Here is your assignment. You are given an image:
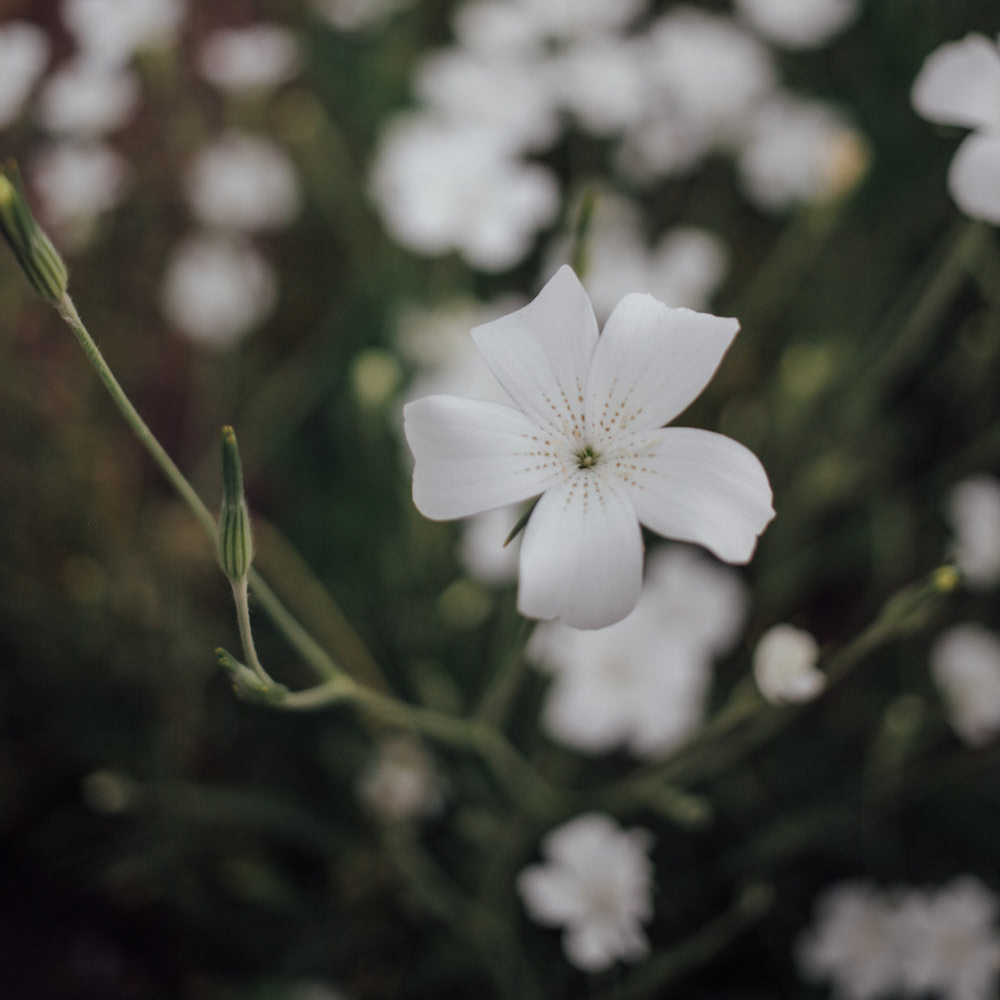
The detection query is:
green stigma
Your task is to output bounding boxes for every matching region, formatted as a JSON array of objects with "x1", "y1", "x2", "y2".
[{"x1": 576, "y1": 445, "x2": 600, "y2": 469}]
